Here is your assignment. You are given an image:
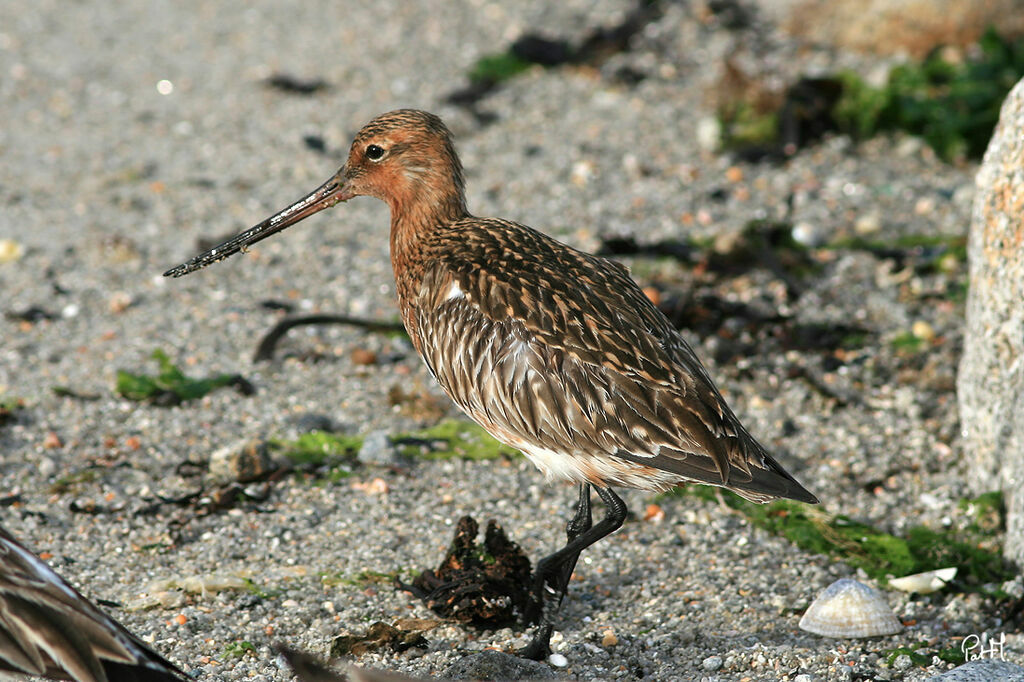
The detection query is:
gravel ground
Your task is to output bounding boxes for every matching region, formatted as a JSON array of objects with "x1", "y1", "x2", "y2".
[{"x1": 1, "y1": 1, "x2": 1018, "y2": 681}]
